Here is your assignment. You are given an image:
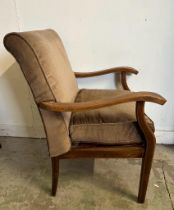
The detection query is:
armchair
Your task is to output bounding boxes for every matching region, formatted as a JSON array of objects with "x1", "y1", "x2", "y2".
[{"x1": 3, "y1": 29, "x2": 166, "y2": 203}]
